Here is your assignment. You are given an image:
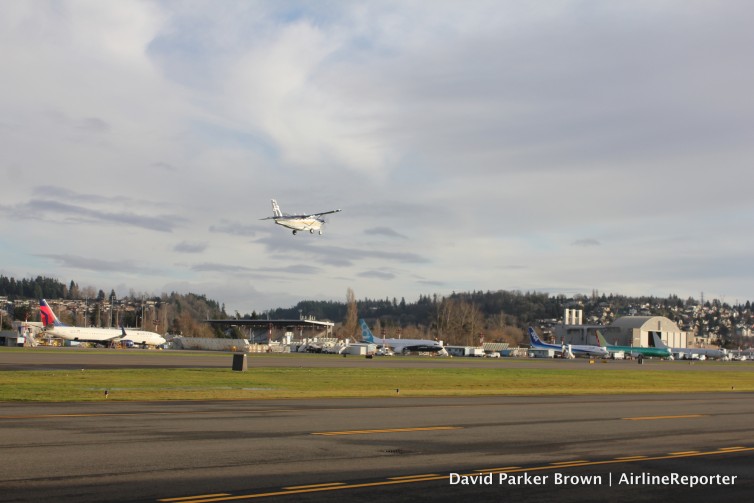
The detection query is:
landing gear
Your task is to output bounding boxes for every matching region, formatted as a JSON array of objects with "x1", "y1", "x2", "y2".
[
  {"x1": 292, "y1": 230, "x2": 297, "y2": 235},
  {"x1": 310, "y1": 229, "x2": 314, "y2": 234}
]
